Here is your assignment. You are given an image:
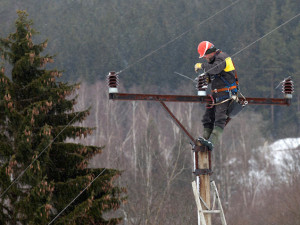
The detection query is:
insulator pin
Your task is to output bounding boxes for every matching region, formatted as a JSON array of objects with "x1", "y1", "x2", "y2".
[
  {"x1": 197, "y1": 74, "x2": 208, "y2": 96},
  {"x1": 282, "y1": 78, "x2": 293, "y2": 99},
  {"x1": 107, "y1": 71, "x2": 119, "y2": 93}
]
